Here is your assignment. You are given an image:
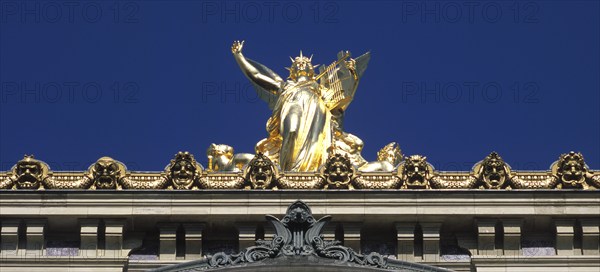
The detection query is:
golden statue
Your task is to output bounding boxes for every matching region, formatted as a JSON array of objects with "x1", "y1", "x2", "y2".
[{"x1": 232, "y1": 40, "x2": 371, "y2": 171}]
